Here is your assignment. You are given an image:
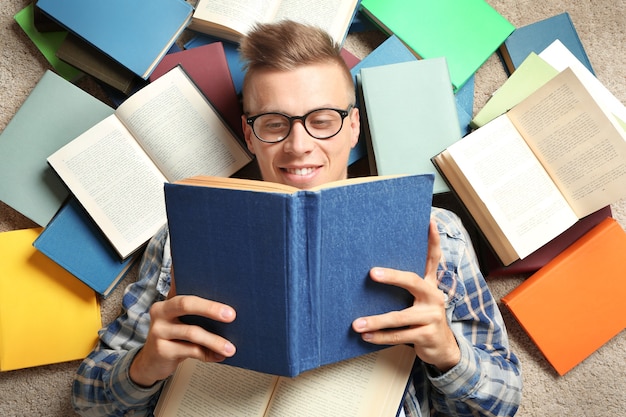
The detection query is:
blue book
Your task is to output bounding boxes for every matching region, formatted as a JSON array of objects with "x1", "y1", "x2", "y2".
[
  {"x1": 164, "y1": 174, "x2": 434, "y2": 377},
  {"x1": 499, "y1": 12, "x2": 595, "y2": 75},
  {"x1": 33, "y1": 197, "x2": 137, "y2": 297},
  {"x1": 350, "y1": 35, "x2": 471, "y2": 163},
  {"x1": 37, "y1": 0, "x2": 193, "y2": 79}
]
